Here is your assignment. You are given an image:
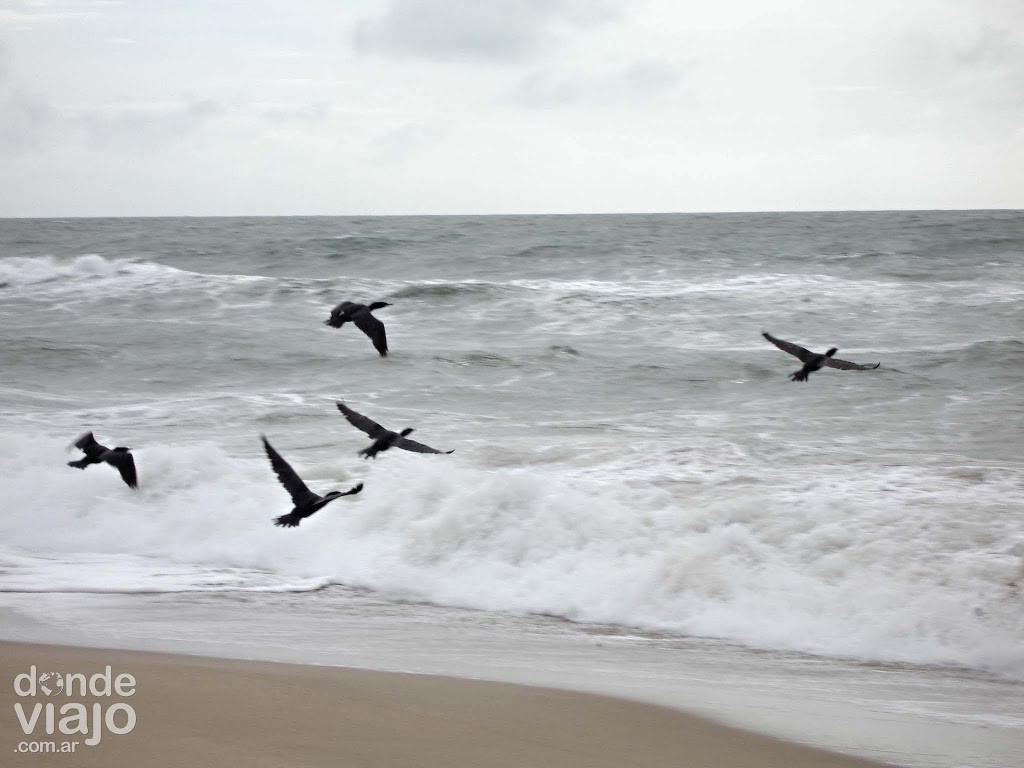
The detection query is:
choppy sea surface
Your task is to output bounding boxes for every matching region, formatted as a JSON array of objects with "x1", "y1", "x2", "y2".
[{"x1": 1, "y1": 212, "x2": 1022, "y2": 764}]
